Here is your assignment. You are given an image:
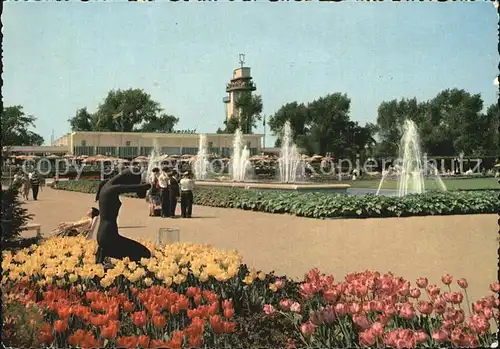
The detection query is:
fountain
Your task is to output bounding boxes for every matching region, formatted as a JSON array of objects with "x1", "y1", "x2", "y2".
[
  {"x1": 144, "y1": 139, "x2": 163, "y2": 182},
  {"x1": 278, "y1": 121, "x2": 304, "y2": 183},
  {"x1": 230, "y1": 129, "x2": 251, "y2": 182},
  {"x1": 193, "y1": 134, "x2": 209, "y2": 180},
  {"x1": 190, "y1": 128, "x2": 349, "y2": 194},
  {"x1": 376, "y1": 119, "x2": 447, "y2": 196}
]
